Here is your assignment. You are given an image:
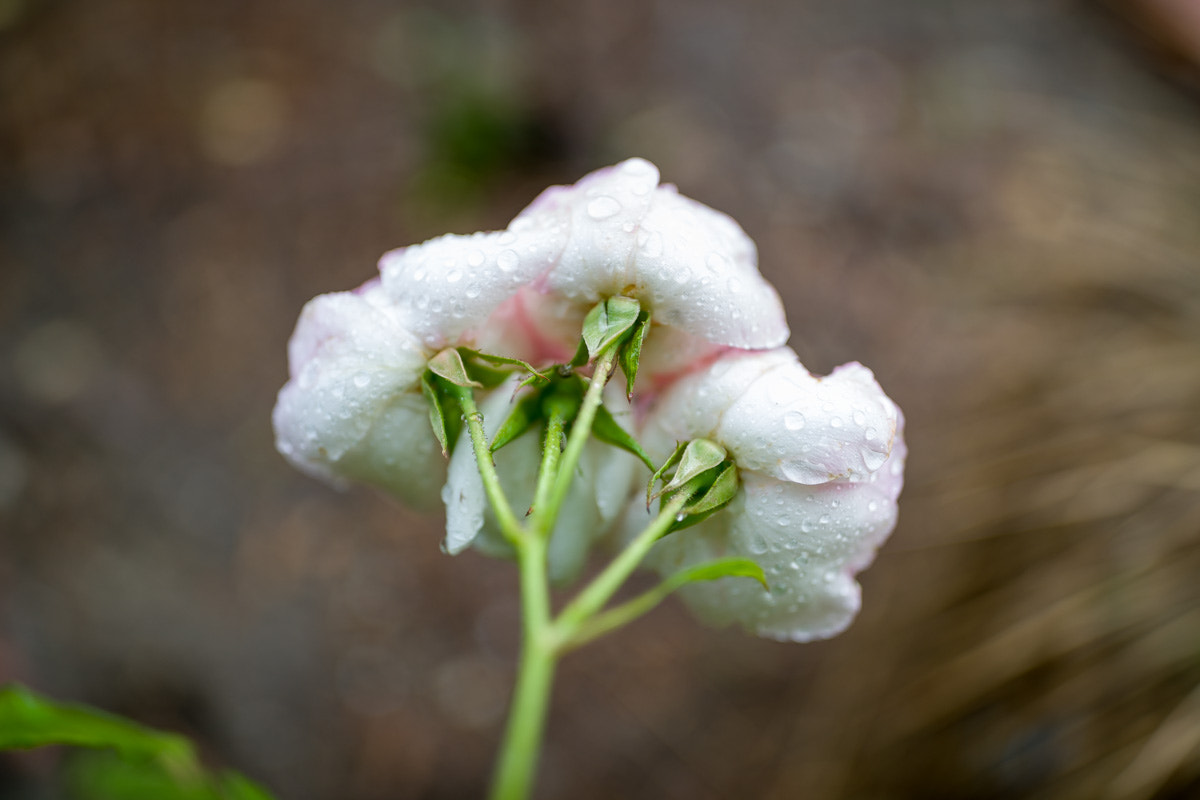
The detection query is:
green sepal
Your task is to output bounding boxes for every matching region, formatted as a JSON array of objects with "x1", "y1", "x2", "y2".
[
  {"x1": 647, "y1": 441, "x2": 688, "y2": 507},
  {"x1": 618, "y1": 311, "x2": 651, "y2": 400},
  {"x1": 459, "y1": 348, "x2": 550, "y2": 385},
  {"x1": 662, "y1": 438, "x2": 728, "y2": 495},
  {"x1": 591, "y1": 403, "x2": 655, "y2": 471},
  {"x1": 428, "y1": 347, "x2": 482, "y2": 388},
  {"x1": 582, "y1": 296, "x2": 641, "y2": 360},
  {"x1": 568, "y1": 337, "x2": 589, "y2": 369},
  {"x1": 684, "y1": 461, "x2": 739, "y2": 515},
  {"x1": 489, "y1": 390, "x2": 543, "y2": 454},
  {"x1": 421, "y1": 371, "x2": 453, "y2": 457},
  {"x1": 663, "y1": 557, "x2": 768, "y2": 591},
  {"x1": 66, "y1": 750, "x2": 276, "y2": 800},
  {"x1": 463, "y1": 359, "x2": 510, "y2": 389}
]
